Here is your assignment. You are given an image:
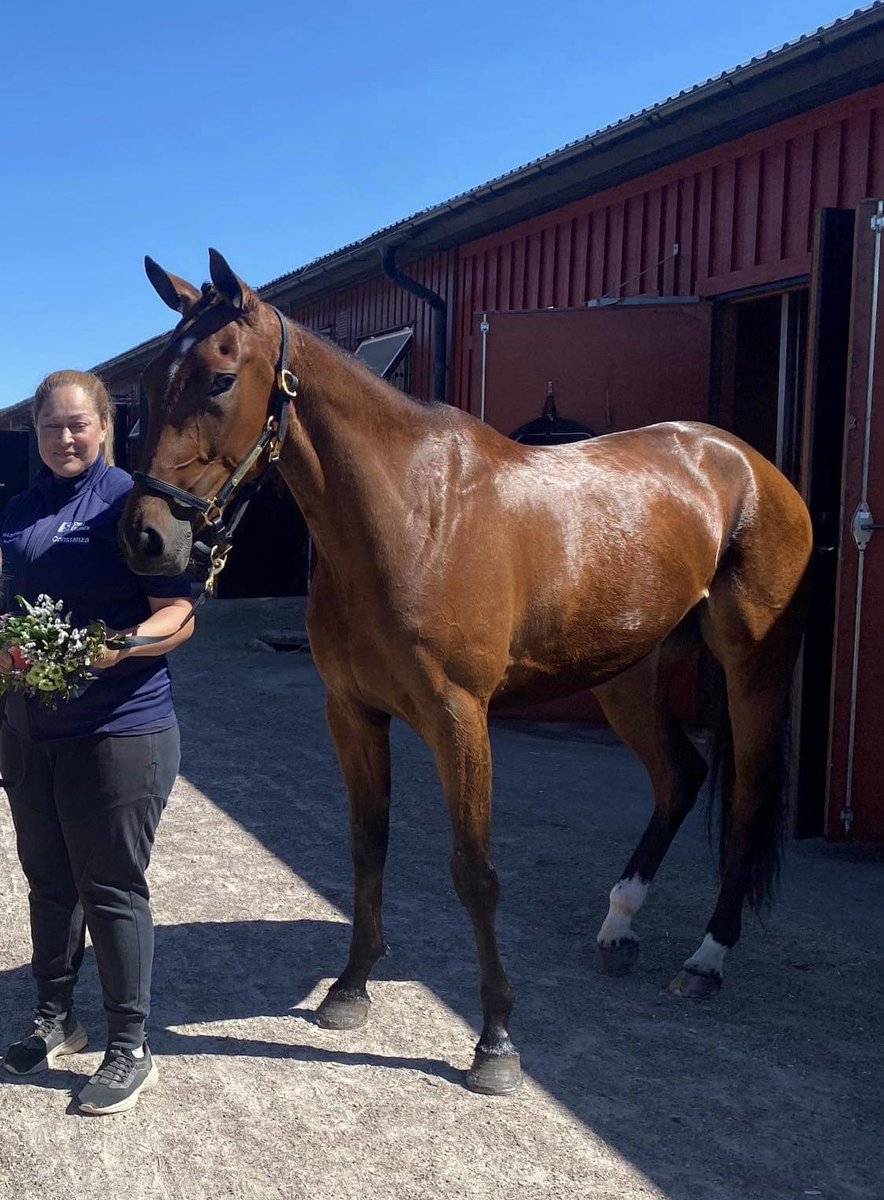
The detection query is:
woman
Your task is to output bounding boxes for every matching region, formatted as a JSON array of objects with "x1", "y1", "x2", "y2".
[{"x1": 0, "y1": 370, "x2": 193, "y2": 1115}]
